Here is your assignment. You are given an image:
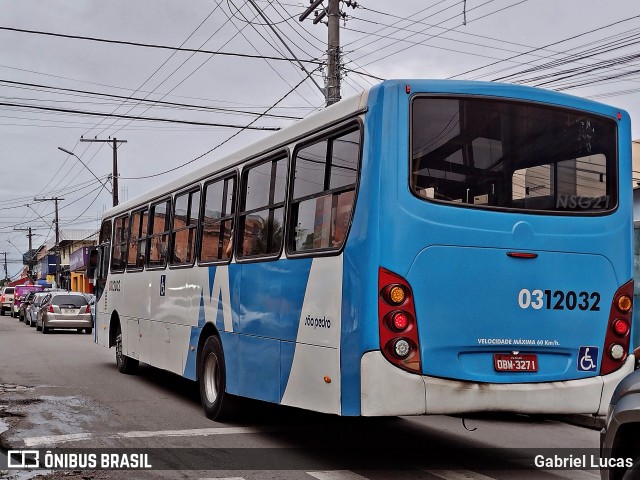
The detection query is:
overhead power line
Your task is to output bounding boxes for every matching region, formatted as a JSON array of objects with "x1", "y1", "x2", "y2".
[
  {"x1": 0, "y1": 102, "x2": 280, "y2": 130},
  {"x1": 0, "y1": 26, "x2": 323, "y2": 66},
  {"x1": 120, "y1": 72, "x2": 314, "y2": 181},
  {"x1": 0, "y1": 79, "x2": 303, "y2": 120},
  {"x1": 449, "y1": 13, "x2": 640, "y2": 80}
]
